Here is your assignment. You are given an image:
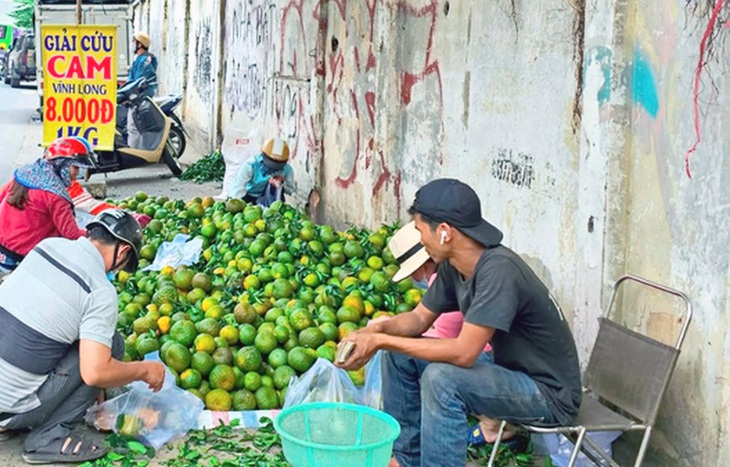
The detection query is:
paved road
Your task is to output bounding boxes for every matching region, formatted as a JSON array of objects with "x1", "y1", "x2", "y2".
[
  {"x1": 0, "y1": 81, "x2": 219, "y2": 467},
  {"x1": 0, "y1": 81, "x2": 41, "y2": 183}
]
